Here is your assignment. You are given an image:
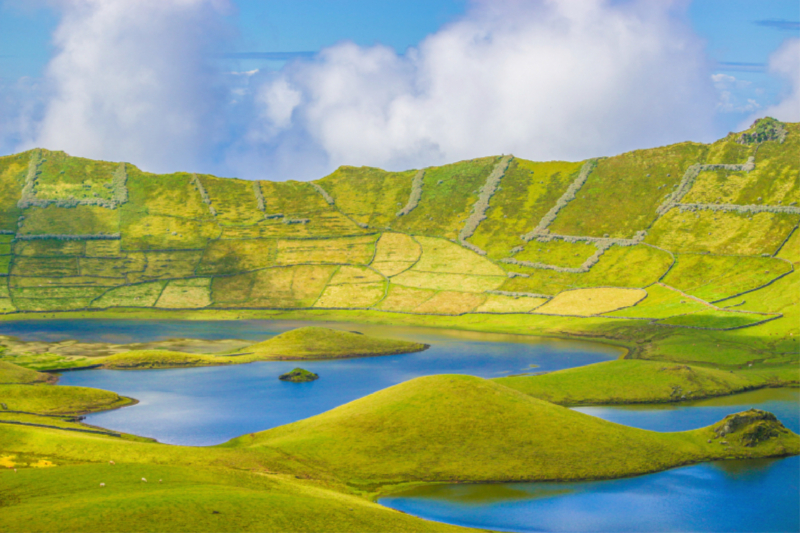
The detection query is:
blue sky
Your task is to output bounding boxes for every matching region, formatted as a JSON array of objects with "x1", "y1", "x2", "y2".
[{"x1": 0, "y1": 0, "x2": 797, "y2": 179}]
